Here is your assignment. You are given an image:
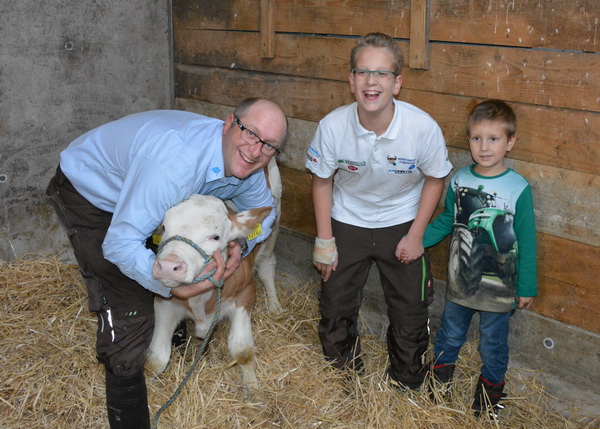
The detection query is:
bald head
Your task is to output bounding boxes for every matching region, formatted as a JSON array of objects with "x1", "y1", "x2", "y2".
[{"x1": 222, "y1": 98, "x2": 287, "y2": 178}]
